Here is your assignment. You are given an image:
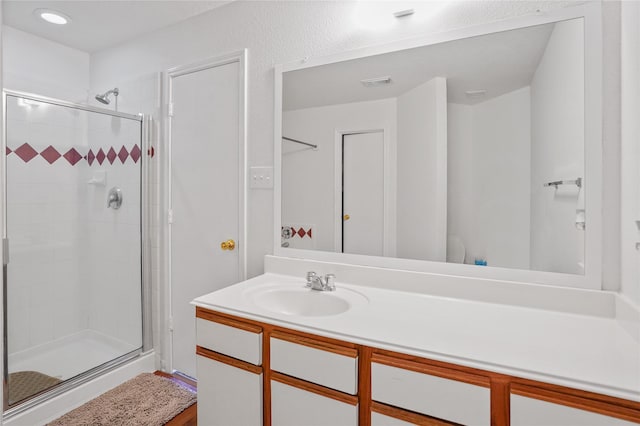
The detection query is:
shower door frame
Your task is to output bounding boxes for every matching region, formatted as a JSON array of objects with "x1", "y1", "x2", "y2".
[{"x1": 0, "y1": 89, "x2": 152, "y2": 416}]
